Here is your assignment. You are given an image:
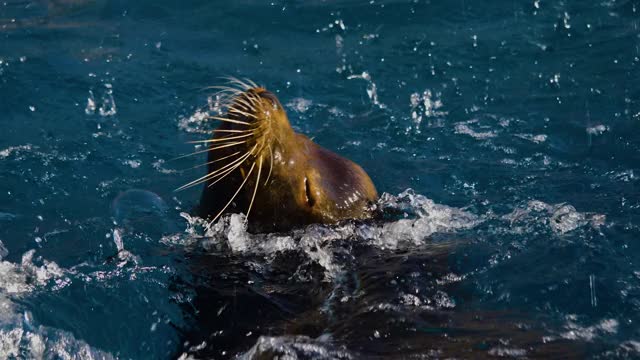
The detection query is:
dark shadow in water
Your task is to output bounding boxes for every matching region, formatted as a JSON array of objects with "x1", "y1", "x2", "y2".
[
  {"x1": 172, "y1": 246, "x2": 333, "y2": 358},
  {"x1": 171, "y1": 235, "x2": 592, "y2": 359}
]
